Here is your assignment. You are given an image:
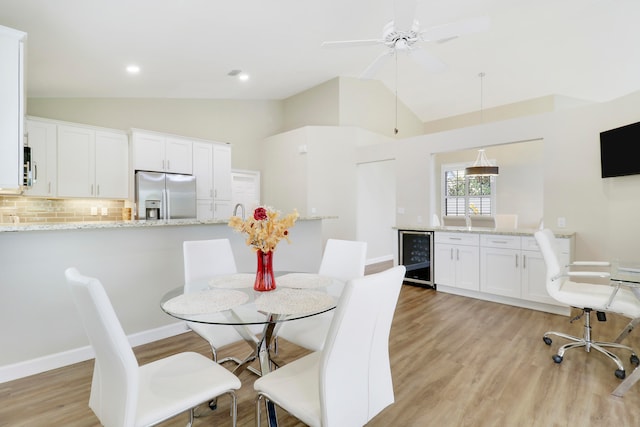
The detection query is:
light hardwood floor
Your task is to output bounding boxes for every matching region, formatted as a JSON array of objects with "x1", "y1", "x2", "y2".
[{"x1": 2, "y1": 284, "x2": 640, "y2": 426}]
